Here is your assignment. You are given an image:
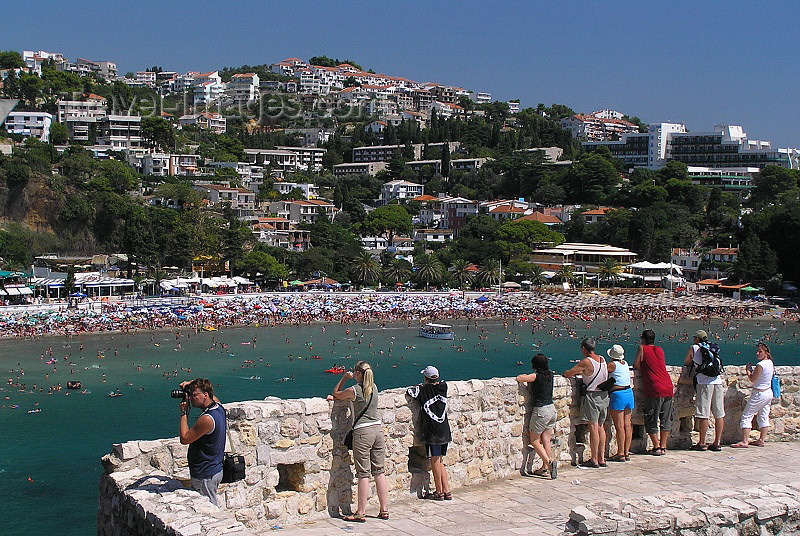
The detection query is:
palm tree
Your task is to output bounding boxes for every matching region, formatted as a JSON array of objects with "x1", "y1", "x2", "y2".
[
  {"x1": 597, "y1": 257, "x2": 623, "y2": 288},
  {"x1": 555, "y1": 265, "x2": 575, "y2": 285},
  {"x1": 477, "y1": 259, "x2": 501, "y2": 288},
  {"x1": 529, "y1": 264, "x2": 548, "y2": 288},
  {"x1": 413, "y1": 254, "x2": 444, "y2": 290},
  {"x1": 383, "y1": 259, "x2": 412, "y2": 288},
  {"x1": 350, "y1": 251, "x2": 380, "y2": 289},
  {"x1": 449, "y1": 259, "x2": 474, "y2": 289}
]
